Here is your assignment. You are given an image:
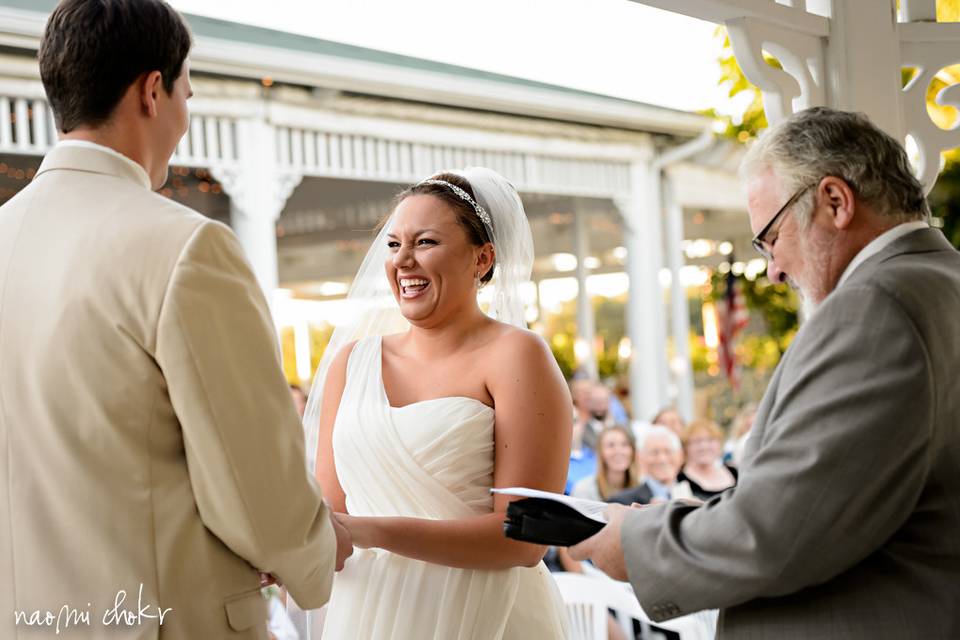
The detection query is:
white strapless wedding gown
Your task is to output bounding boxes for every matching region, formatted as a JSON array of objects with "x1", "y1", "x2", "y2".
[{"x1": 321, "y1": 335, "x2": 568, "y2": 639}]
